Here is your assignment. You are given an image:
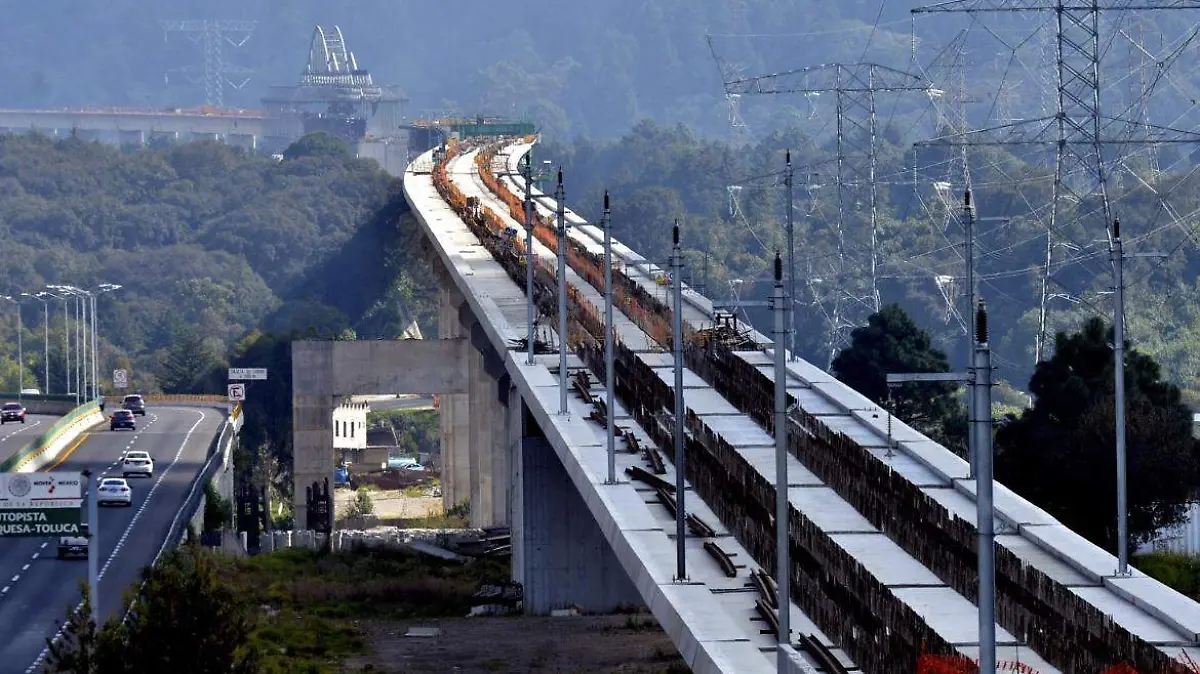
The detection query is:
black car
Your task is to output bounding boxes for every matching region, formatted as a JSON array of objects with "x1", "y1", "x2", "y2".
[
  {"x1": 110, "y1": 410, "x2": 136, "y2": 431},
  {"x1": 0, "y1": 402, "x2": 25, "y2": 424},
  {"x1": 122, "y1": 394, "x2": 146, "y2": 416}
]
